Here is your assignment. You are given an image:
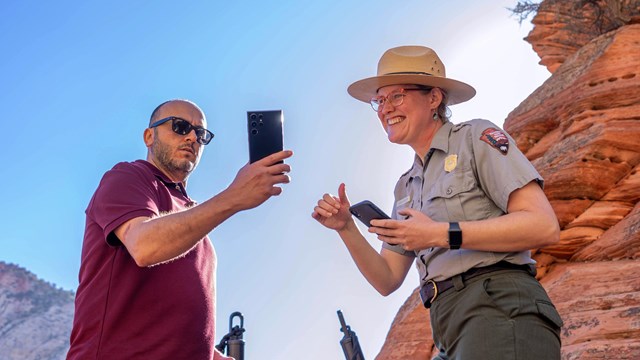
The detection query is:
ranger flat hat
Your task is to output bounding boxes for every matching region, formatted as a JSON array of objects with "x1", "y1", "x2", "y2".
[{"x1": 347, "y1": 45, "x2": 476, "y2": 105}]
